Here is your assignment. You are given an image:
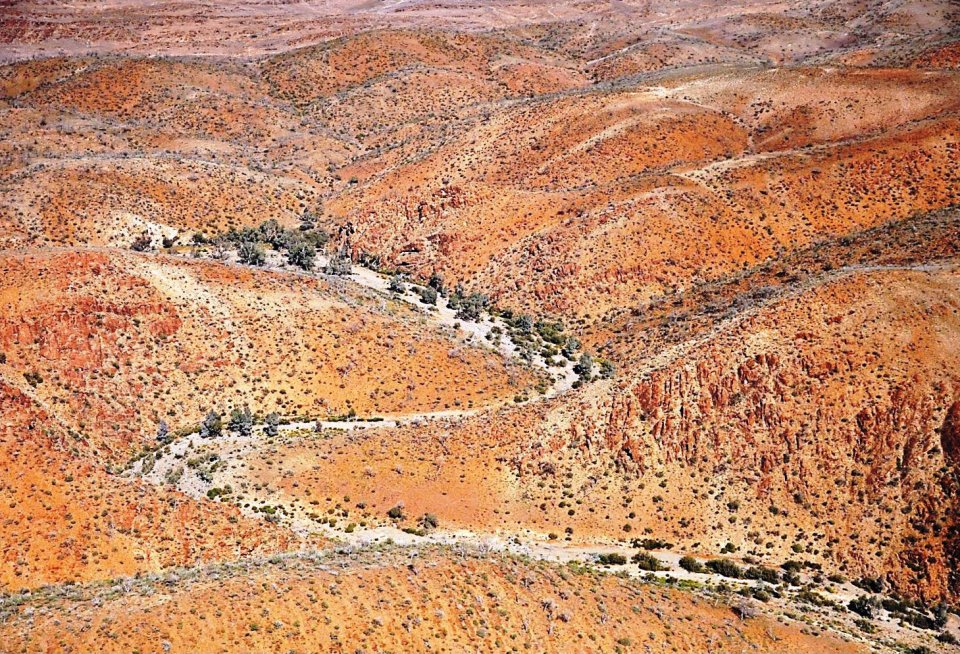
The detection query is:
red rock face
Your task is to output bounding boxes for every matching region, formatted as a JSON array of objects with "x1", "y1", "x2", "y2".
[
  {"x1": 2, "y1": 0, "x2": 960, "y2": 649},
  {"x1": 941, "y1": 401, "x2": 960, "y2": 466},
  {"x1": 544, "y1": 268, "x2": 960, "y2": 601}
]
